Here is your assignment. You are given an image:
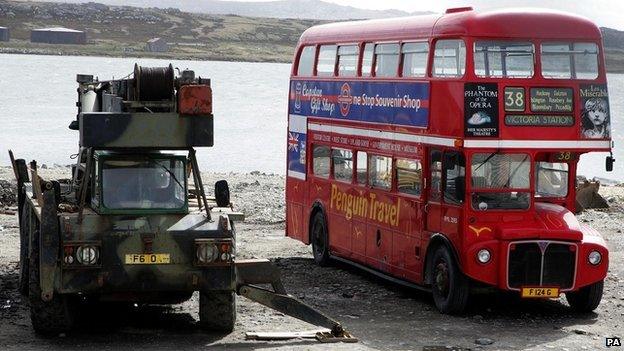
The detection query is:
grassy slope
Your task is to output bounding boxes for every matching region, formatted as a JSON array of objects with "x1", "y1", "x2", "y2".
[
  {"x1": 1, "y1": 0, "x2": 623, "y2": 72},
  {"x1": 0, "y1": 0, "x2": 321, "y2": 62}
]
